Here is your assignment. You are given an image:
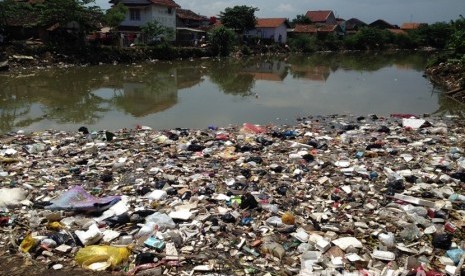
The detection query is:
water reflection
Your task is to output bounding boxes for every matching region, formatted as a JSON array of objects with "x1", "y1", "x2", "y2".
[
  {"x1": 0, "y1": 52, "x2": 461, "y2": 133},
  {"x1": 207, "y1": 59, "x2": 256, "y2": 96},
  {"x1": 241, "y1": 59, "x2": 288, "y2": 82}
]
